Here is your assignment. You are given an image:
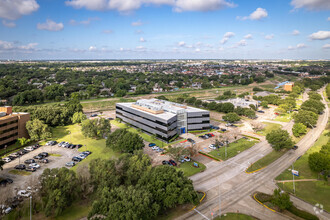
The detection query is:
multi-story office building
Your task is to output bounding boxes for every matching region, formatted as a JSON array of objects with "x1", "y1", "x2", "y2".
[
  {"x1": 116, "y1": 99, "x2": 210, "y2": 141},
  {"x1": 0, "y1": 106, "x2": 30, "y2": 149}
]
